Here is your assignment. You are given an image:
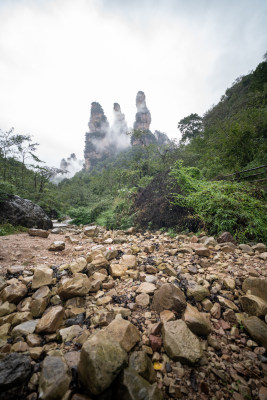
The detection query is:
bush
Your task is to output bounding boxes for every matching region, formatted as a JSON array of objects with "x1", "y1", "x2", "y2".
[
  {"x1": 0, "y1": 180, "x2": 15, "y2": 202},
  {"x1": 0, "y1": 223, "x2": 28, "y2": 236},
  {"x1": 170, "y1": 161, "x2": 267, "y2": 243}
]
